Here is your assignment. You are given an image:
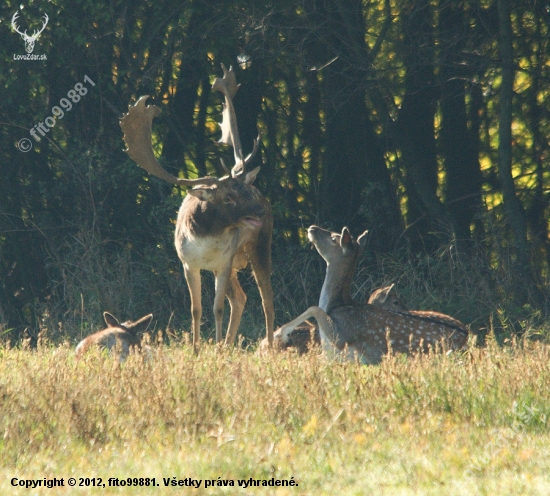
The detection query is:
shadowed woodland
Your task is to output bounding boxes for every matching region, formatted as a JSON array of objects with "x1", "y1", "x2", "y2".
[{"x1": 0, "y1": 0, "x2": 548, "y2": 342}]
